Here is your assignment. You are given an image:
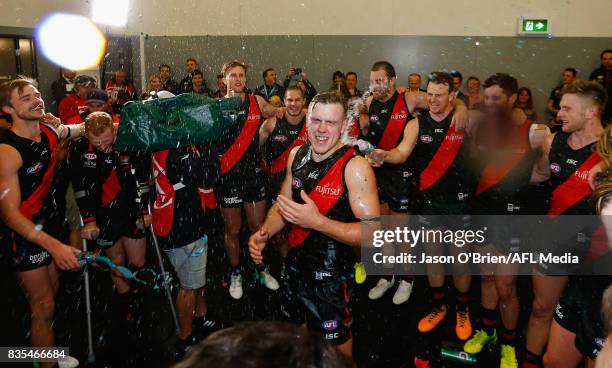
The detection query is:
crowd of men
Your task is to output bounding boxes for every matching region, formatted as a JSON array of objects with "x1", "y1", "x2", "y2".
[{"x1": 1, "y1": 49, "x2": 612, "y2": 368}]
